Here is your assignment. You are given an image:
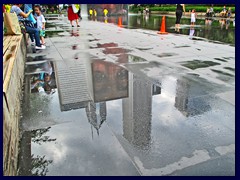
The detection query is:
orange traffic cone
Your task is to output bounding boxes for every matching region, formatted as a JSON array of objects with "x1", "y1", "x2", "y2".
[
  {"x1": 158, "y1": 16, "x2": 168, "y2": 34},
  {"x1": 118, "y1": 17, "x2": 123, "y2": 27}
]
